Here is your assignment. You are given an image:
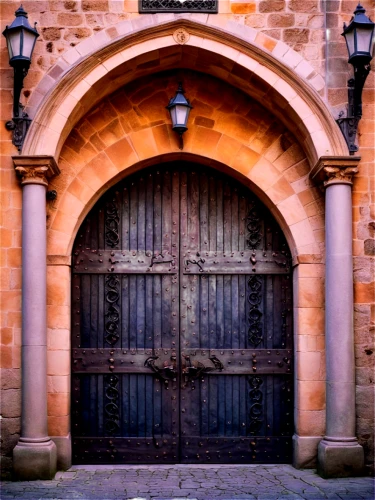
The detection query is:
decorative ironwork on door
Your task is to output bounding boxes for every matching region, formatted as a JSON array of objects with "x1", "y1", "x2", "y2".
[{"x1": 71, "y1": 163, "x2": 293, "y2": 464}]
